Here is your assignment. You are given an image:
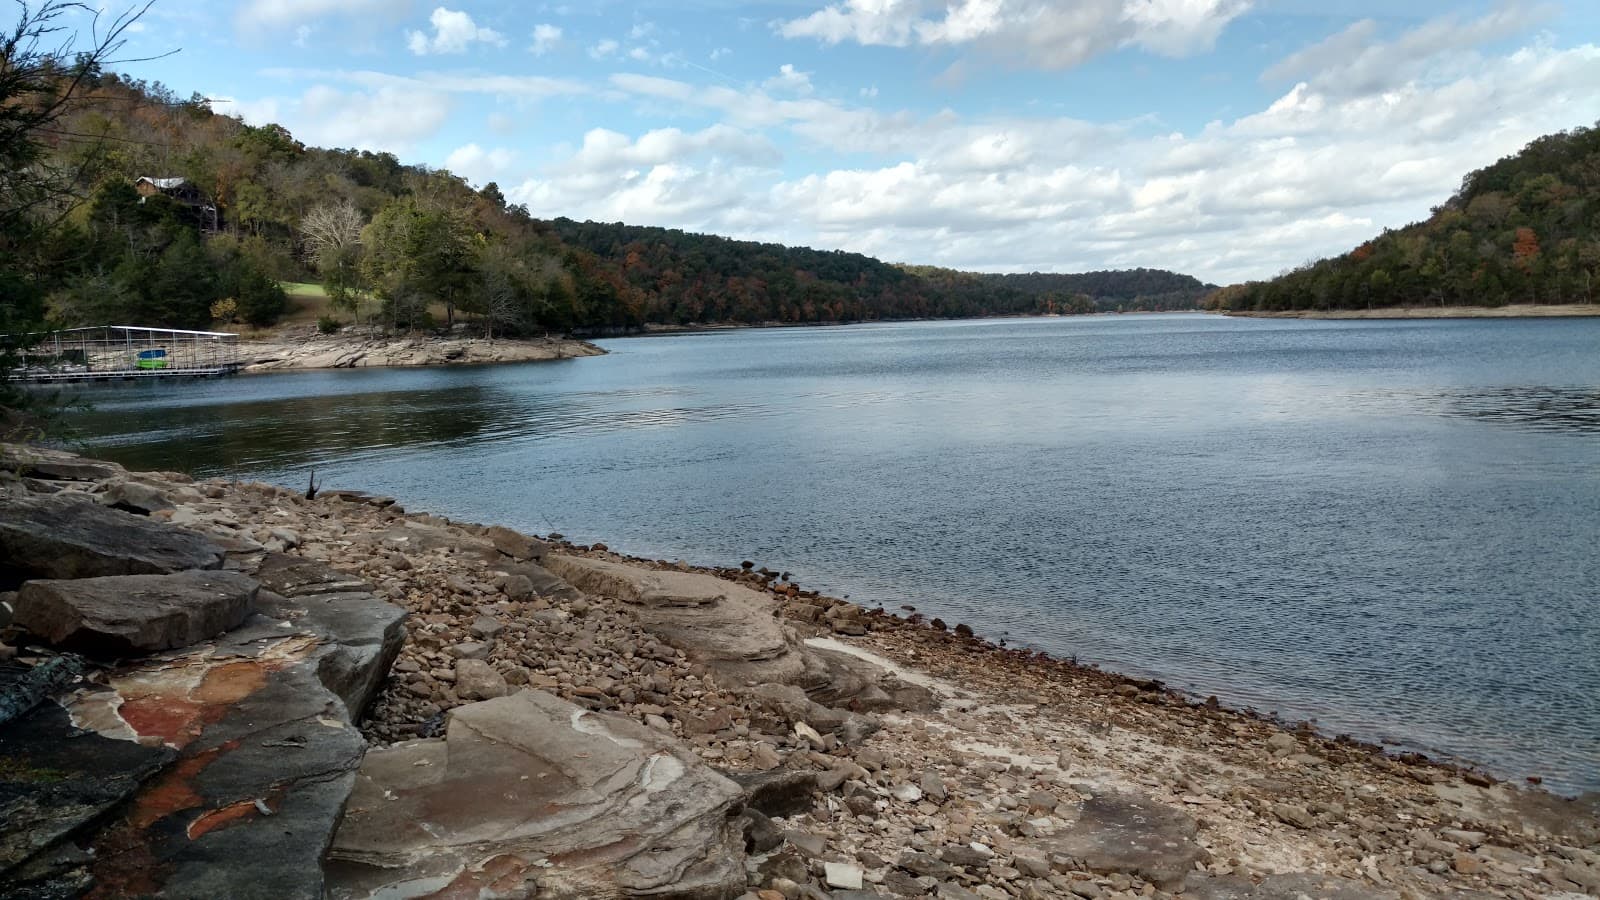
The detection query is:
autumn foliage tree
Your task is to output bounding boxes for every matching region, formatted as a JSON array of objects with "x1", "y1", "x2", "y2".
[{"x1": 1207, "y1": 122, "x2": 1600, "y2": 312}]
